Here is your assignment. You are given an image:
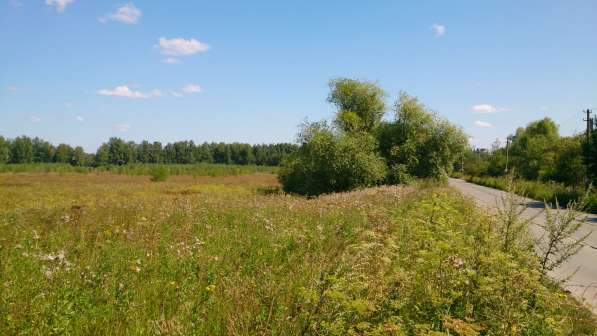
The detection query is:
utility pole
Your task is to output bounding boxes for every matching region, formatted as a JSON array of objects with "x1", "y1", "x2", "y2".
[
  {"x1": 505, "y1": 135, "x2": 512, "y2": 174},
  {"x1": 584, "y1": 109, "x2": 593, "y2": 139}
]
